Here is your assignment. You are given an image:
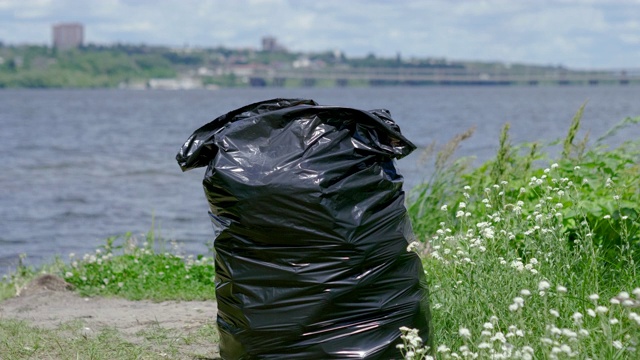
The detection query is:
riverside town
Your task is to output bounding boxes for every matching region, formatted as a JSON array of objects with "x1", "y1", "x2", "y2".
[{"x1": 1, "y1": 22, "x2": 639, "y2": 89}]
